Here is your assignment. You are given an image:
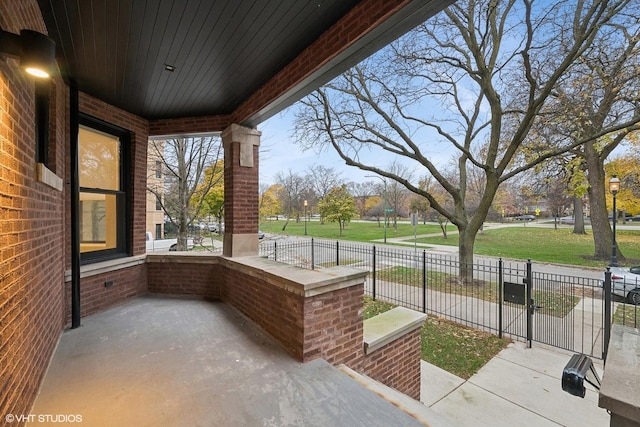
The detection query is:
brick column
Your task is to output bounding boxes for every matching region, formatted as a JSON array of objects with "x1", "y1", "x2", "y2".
[{"x1": 221, "y1": 124, "x2": 261, "y2": 257}]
